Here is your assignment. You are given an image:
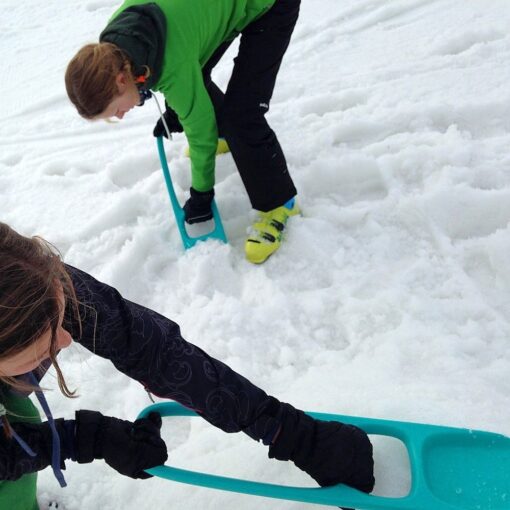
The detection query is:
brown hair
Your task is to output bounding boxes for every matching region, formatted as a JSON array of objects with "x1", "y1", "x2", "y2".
[
  {"x1": 65, "y1": 42, "x2": 135, "y2": 119},
  {"x1": 0, "y1": 223, "x2": 81, "y2": 433}
]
